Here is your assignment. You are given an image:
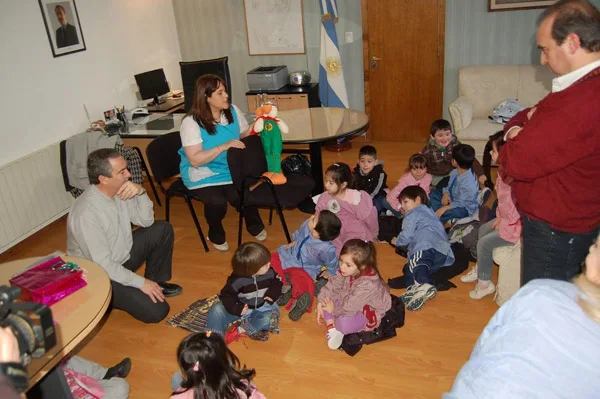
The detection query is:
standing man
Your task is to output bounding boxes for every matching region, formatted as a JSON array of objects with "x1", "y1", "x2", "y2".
[
  {"x1": 499, "y1": 0, "x2": 600, "y2": 286},
  {"x1": 55, "y1": 5, "x2": 79, "y2": 48},
  {"x1": 67, "y1": 149, "x2": 182, "y2": 323}
]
